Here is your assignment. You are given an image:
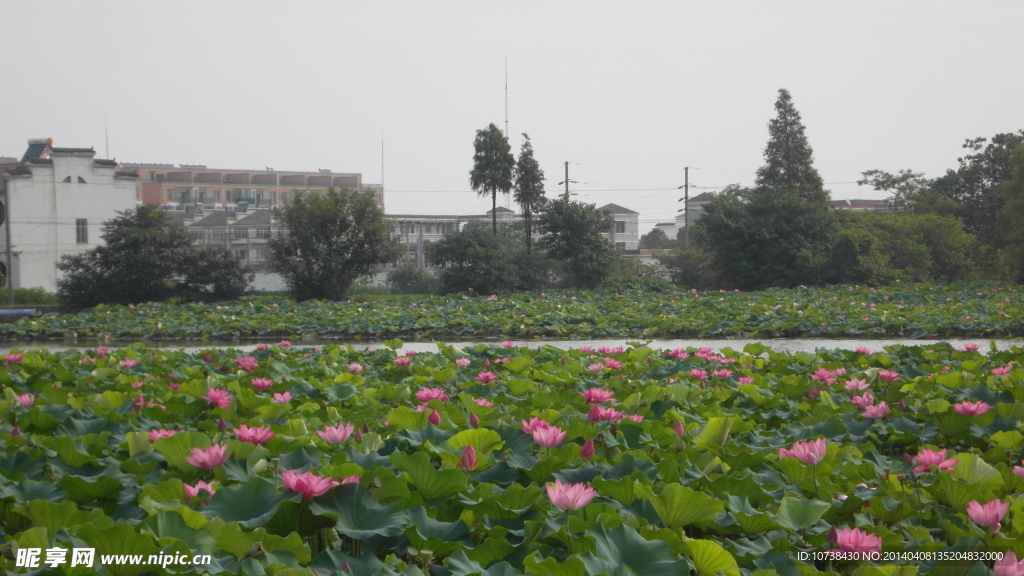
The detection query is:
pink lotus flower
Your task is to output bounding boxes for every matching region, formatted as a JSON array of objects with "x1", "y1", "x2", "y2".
[
  {"x1": 394, "y1": 357, "x2": 412, "y2": 366},
  {"x1": 599, "y1": 346, "x2": 624, "y2": 355},
  {"x1": 625, "y1": 414, "x2": 644, "y2": 422},
  {"x1": 235, "y1": 424, "x2": 275, "y2": 445},
  {"x1": 472, "y1": 397, "x2": 494, "y2": 408},
  {"x1": 674, "y1": 421, "x2": 686, "y2": 437},
  {"x1": 603, "y1": 358, "x2": 623, "y2": 370},
  {"x1": 532, "y1": 424, "x2": 567, "y2": 447},
  {"x1": 500, "y1": 340, "x2": 515, "y2": 348},
  {"x1": 200, "y1": 388, "x2": 232, "y2": 410},
  {"x1": 832, "y1": 527, "x2": 882, "y2": 555},
  {"x1": 811, "y1": 368, "x2": 836, "y2": 383},
  {"x1": 459, "y1": 445, "x2": 477, "y2": 470},
  {"x1": 255, "y1": 343, "x2": 268, "y2": 351},
  {"x1": 954, "y1": 400, "x2": 990, "y2": 416},
  {"x1": 520, "y1": 417, "x2": 550, "y2": 434},
  {"x1": 318, "y1": 423, "x2": 355, "y2": 444},
  {"x1": 16, "y1": 394, "x2": 35, "y2": 408},
  {"x1": 476, "y1": 371, "x2": 497, "y2": 384},
  {"x1": 236, "y1": 356, "x2": 259, "y2": 372},
  {"x1": 281, "y1": 470, "x2": 340, "y2": 500},
  {"x1": 690, "y1": 369, "x2": 709, "y2": 380},
  {"x1": 995, "y1": 551, "x2": 1024, "y2": 576},
  {"x1": 347, "y1": 363, "x2": 364, "y2": 374},
  {"x1": 341, "y1": 475, "x2": 361, "y2": 485},
  {"x1": 168, "y1": 381, "x2": 181, "y2": 391},
  {"x1": 131, "y1": 381, "x2": 144, "y2": 389},
  {"x1": 405, "y1": 350, "x2": 417, "y2": 356},
  {"x1": 587, "y1": 405, "x2": 625, "y2": 423},
  {"x1": 428, "y1": 410, "x2": 441, "y2": 426},
  {"x1": 147, "y1": 428, "x2": 180, "y2": 442},
  {"x1": 992, "y1": 366, "x2": 1012, "y2": 376},
  {"x1": 202, "y1": 354, "x2": 212, "y2": 362},
  {"x1": 121, "y1": 360, "x2": 139, "y2": 368},
  {"x1": 779, "y1": 438, "x2": 827, "y2": 466},
  {"x1": 962, "y1": 343, "x2": 980, "y2": 352},
  {"x1": 667, "y1": 349, "x2": 689, "y2": 360},
  {"x1": 580, "y1": 439, "x2": 594, "y2": 460},
  {"x1": 967, "y1": 499, "x2": 1009, "y2": 534},
  {"x1": 877, "y1": 370, "x2": 900, "y2": 382},
  {"x1": 844, "y1": 378, "x2": 870, "y2": 391},
  {"x1": 913, "y1": 449, "x2": 959, "y2": 473},
  {"x1": 250, "y1": 378, "x2": 274, "y2": 391},
  {"x1": 587, "y1": 363, "x2": 605, "y2": 372},
  {"x1": 737, "y1": 377, "x2": 754, "y2": 384},
  {"x1": 581, "y1": 388, "x2": 616, "y2": 404},
  {"x1": 186, "y1": 444, "x2": 229, "y2": 469},
  {"x1": 712, "y1": 369, "x2": 733, "y2": 378},
  {"x1": 96, "y1": 346, "x2": 110, "y2": 352},
  {"x1": 546, "y1": 479, "x2": 597, "y2": 511},
  {"x1": 861, "y1": 402, "x2": 890, "y2": 419},
  {"x1": 416, "y1": 388, "x2": 450, "y2": 403},
  {"x1": 455, "y1": 358, "x2": 471, "y2": 368},
  {"x1": 184, "y1": 480, "x2": 216, "y2": 500},
  {"x1": 5, "y1": 354, "x2": 23, "y2": 364},
  {"x1": 851, "y1": 392, "x2": 875, "y2": 408},
  {"x1": 277, "y1": 340, "x2": 292, "y2": 348},
  {"x1": 273, "y1": 391, "x2": 293, "y2": 404}
]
